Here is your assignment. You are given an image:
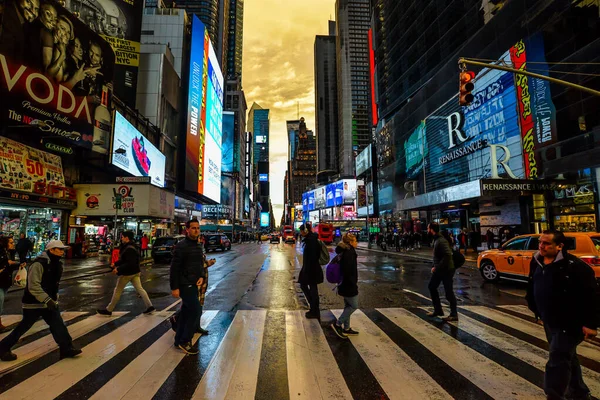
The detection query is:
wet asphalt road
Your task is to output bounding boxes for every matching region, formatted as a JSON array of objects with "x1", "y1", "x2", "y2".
[{"x1": 2, "y1": 242, "x2": 529, "y2": 316}]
